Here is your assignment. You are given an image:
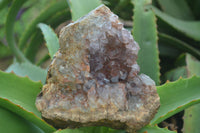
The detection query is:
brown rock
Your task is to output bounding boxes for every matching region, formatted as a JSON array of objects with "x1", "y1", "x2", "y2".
[{"x1": 35, "y1": 5, "x2": 160, "y2": 132}]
